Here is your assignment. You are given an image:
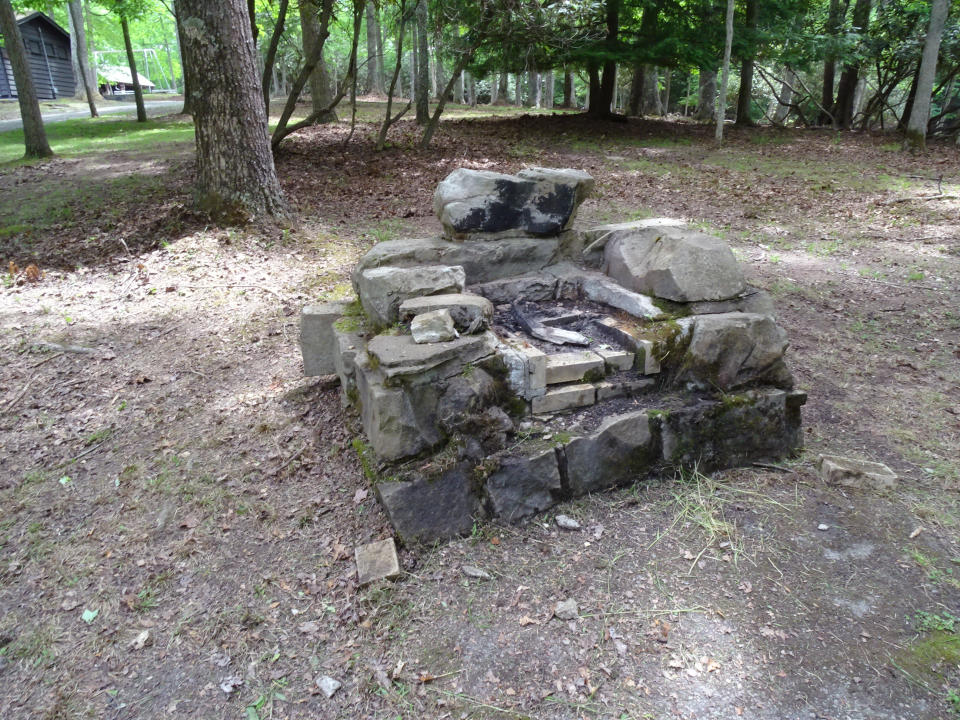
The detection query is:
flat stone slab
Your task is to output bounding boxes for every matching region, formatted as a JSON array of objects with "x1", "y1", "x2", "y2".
[
  {"x1": 357, "y1": 265, "x2": 466, "y2": 327},
  {"x1": 471, "y1": 273, "x2": 558, "y2": 304},
  {"x1": 595, "y1": 377, "x2": 655, "y2": 400},
  {"x1": 531, "y1": 383, "x2": 596, "y2": 414},
  {"x1": 355, "y1": 538, "x2": 401, "y2": 585},
  {"x1": 367, "y1": 331, "x2": 496, "y2": 381},
  {"x1": 817, "y1": 454, "x2": 897, "y2": 491},
  {"x1": 353, "y1": 237, "x2": 560, "y2": 286},
  {"x1": 581, "y1": 218, "x2": 687, "y2": 265},
  {"x1": 544, "y1": 351, "x2": 604, "y2": 384},
  {"x1": 399, "y1": 293, "x2": 493, "y2": 332},
  {"x1": 434, "y1": 167, "x2": 594, "y2": 238},
  {"x1": 580, "y1": 272, "x2": 664, "y2": 320},
  {"x1": 603, "y1": 225, "x2": 746, "y2": 302}
]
